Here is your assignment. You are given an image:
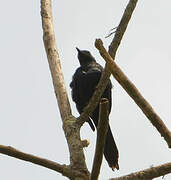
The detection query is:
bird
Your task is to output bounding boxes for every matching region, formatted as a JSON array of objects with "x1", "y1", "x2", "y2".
[{"x1": 70, "y1": 47, "x2": 119, "y2": 171}]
